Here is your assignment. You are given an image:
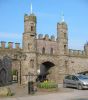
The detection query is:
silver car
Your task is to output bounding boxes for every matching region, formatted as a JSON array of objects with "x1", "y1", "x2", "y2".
[{"x1": 63, "y1": 74, "x2": 88, "y2": 90}]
